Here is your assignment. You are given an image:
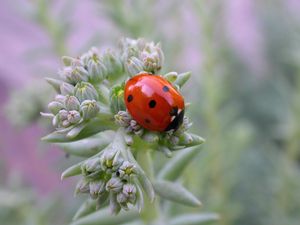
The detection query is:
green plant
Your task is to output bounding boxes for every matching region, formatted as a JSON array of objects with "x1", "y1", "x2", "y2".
[{"x1": 41, "y1": 38, "x2": 218, "y2": 224}]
